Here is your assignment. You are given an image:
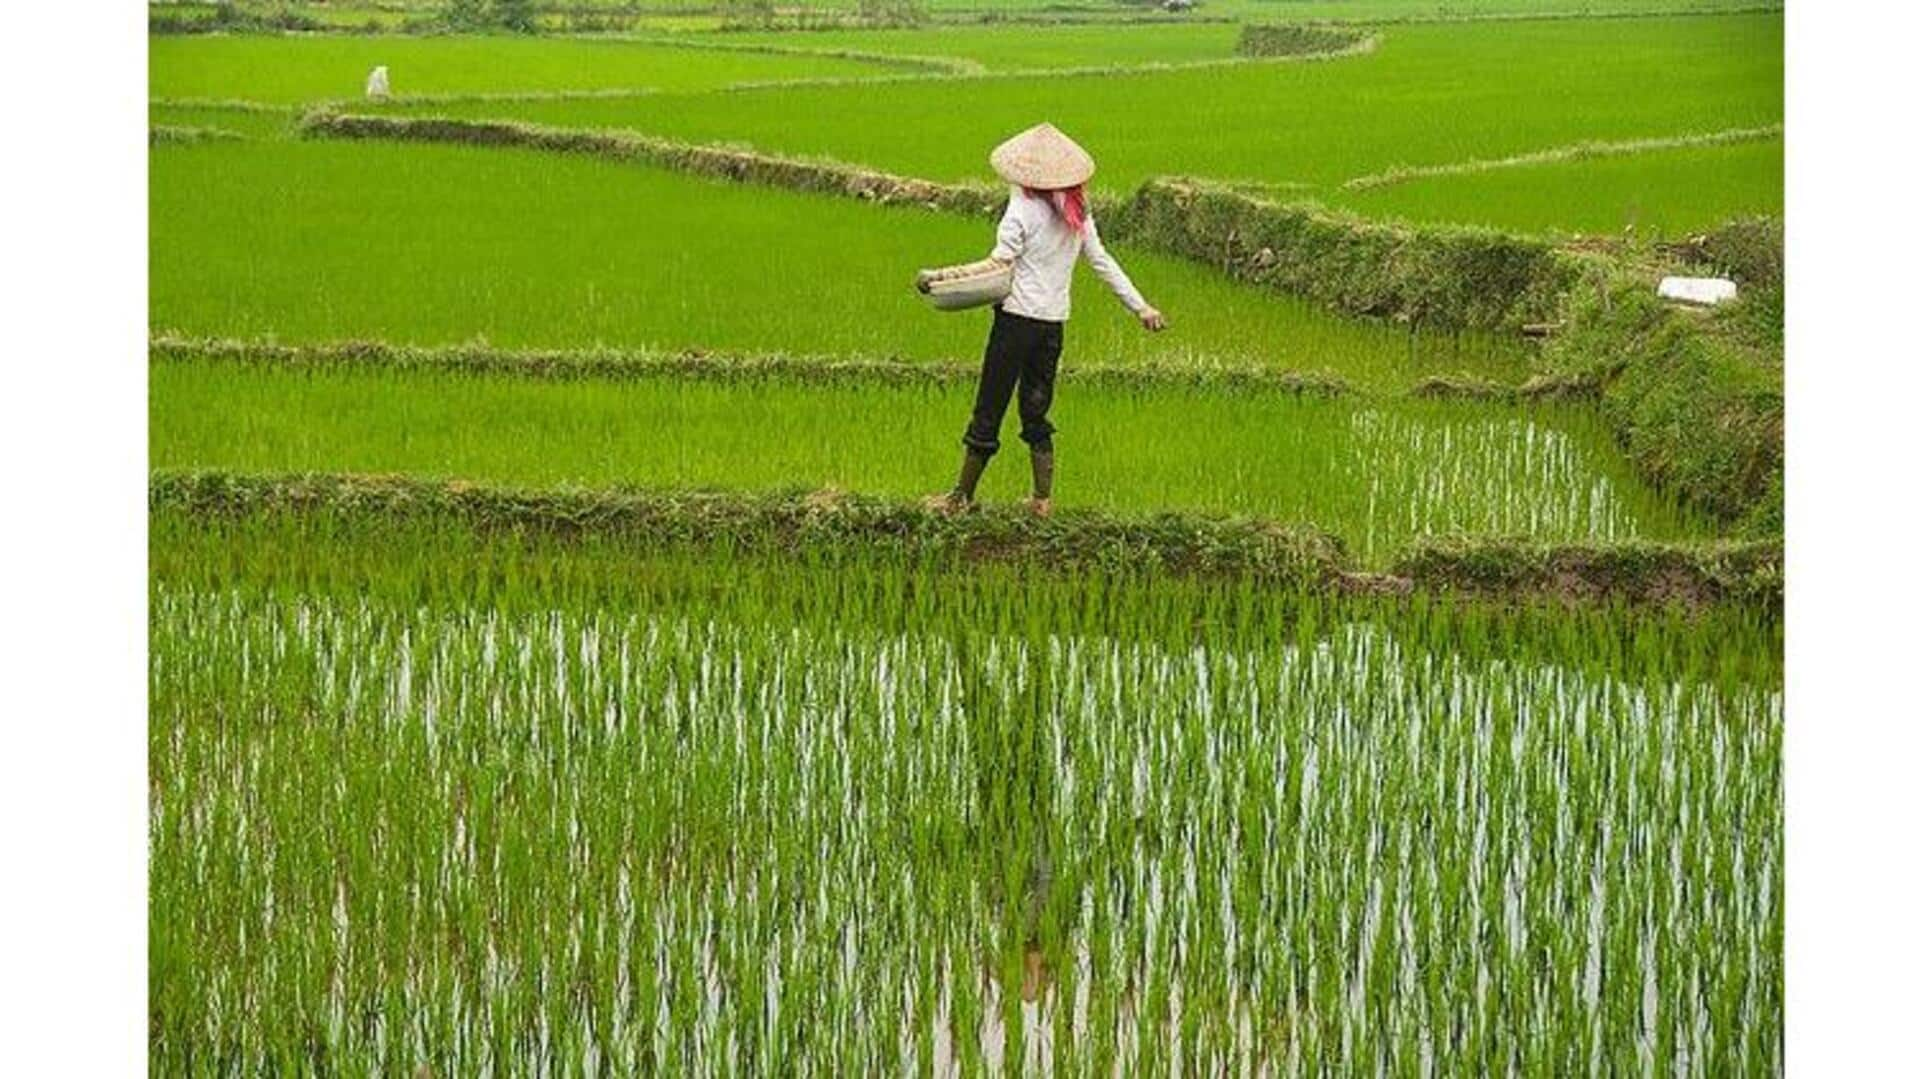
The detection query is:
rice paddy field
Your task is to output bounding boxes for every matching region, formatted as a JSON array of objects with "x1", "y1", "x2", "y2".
[
  {"x1": 150, "y1": 358, "x2": 1710, "y2": 562},
  {"x1": 151, "y1": 514, "x2": 1782, "y2": 1073},
  {"x1": 148, "y1": 4, "x2": 1785, "y2": 1073},
  {"x1": 149, "y1": 35, "x2": 903, "y2": 103},
  {"x1": 1331, "y1": 135, "x2": 1785, "y2": 238},
  {"x1": 373, "y1": 14, "x2": 1783, "y2": 231},
  {"x1": 719, "y1": 23, "x2": 1246, "y2": 71},
  {"x1": 149, "y1": 102, "x2": 299, "y2": 139},
  {"x1": 150, "y1": 139, "x2": 1529, "y2": 387}
]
